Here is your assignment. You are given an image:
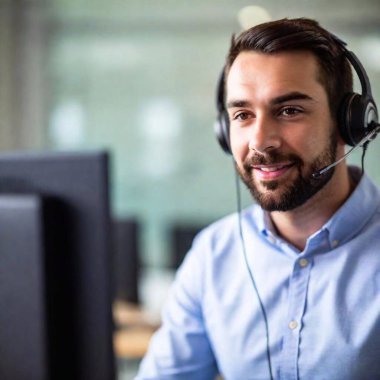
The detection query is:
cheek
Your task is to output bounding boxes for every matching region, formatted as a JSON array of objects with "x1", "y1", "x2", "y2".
[{"x1": 282, "y1": 126, "x2": 327, "y2": 160}]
